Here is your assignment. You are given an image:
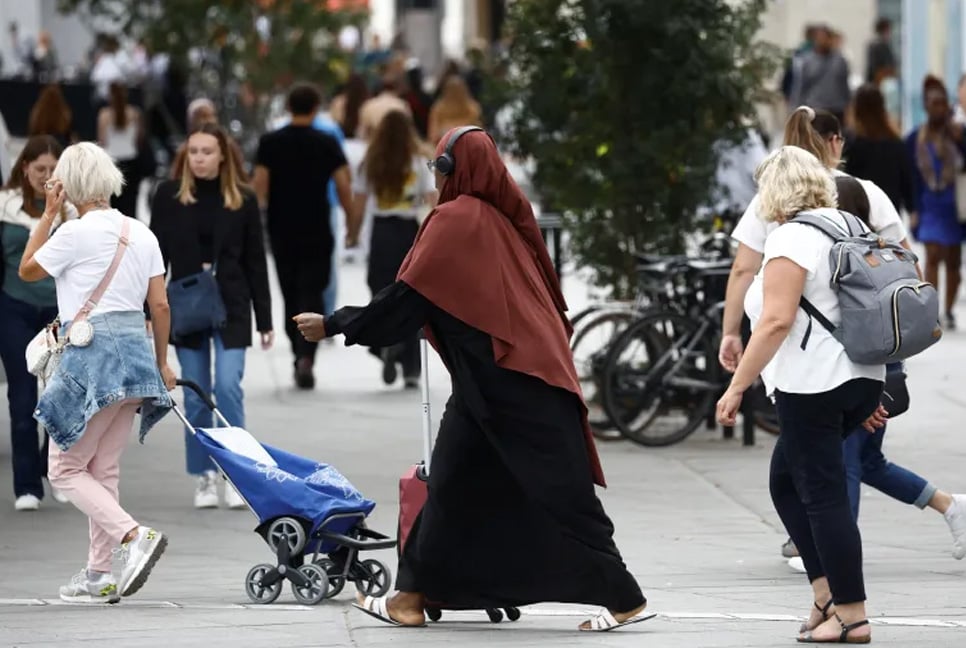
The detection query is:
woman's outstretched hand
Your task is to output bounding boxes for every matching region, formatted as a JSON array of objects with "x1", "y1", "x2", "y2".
[
  {"x1": 294, "y1": 313, "x2": 326, "y2": 342},
  {"x1": 716, "y1": 385, "x2": 744, "y2": 427}
]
